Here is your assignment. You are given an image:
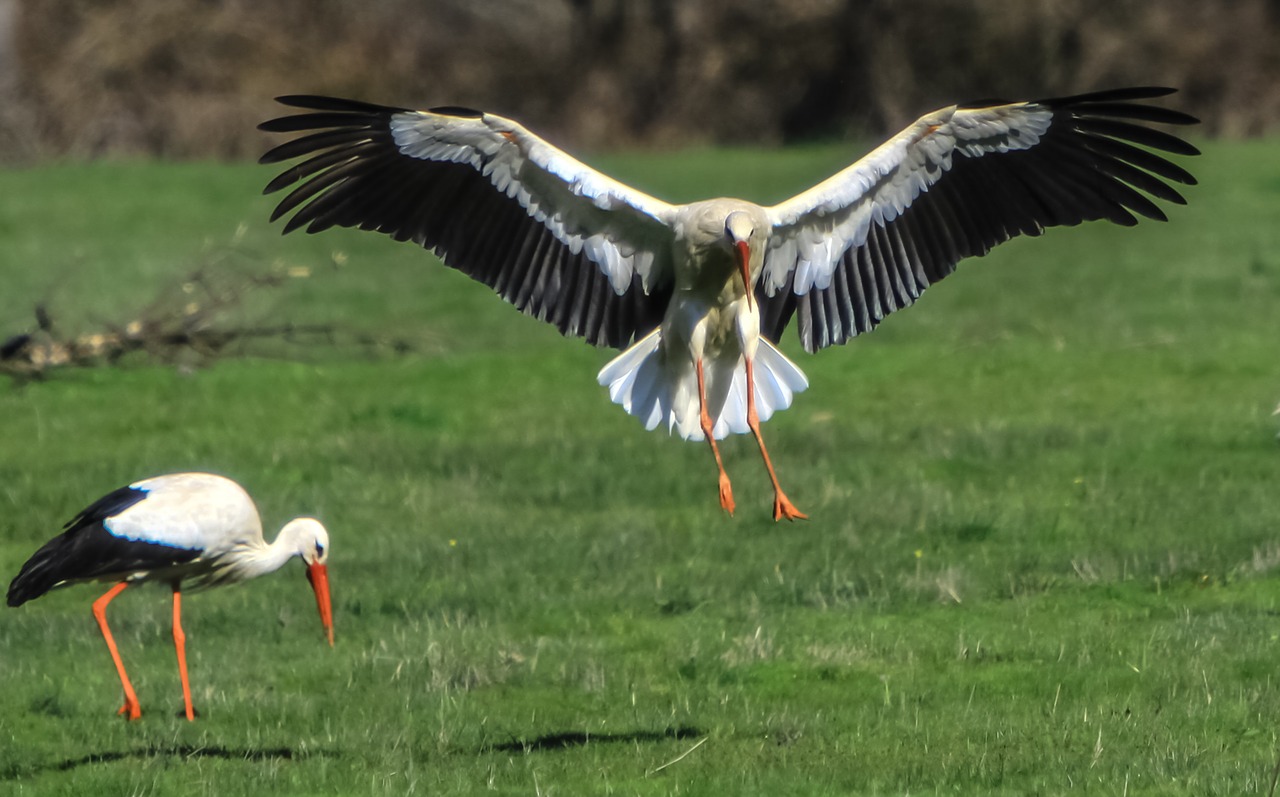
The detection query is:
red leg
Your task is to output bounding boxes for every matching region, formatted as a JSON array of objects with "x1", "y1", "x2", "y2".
[
  {"x1": 172, "y1": 589, "x2": 195, "y2": 721},
  {"x1": 745, "y1": 358, "x2": 807, "y2": 521},
  {"x1": 696, "y1": 359, "x2": 735, "y2": 515},
  {"x1": 91, "y1": 582, "x2": 142, "y2": 720}
]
